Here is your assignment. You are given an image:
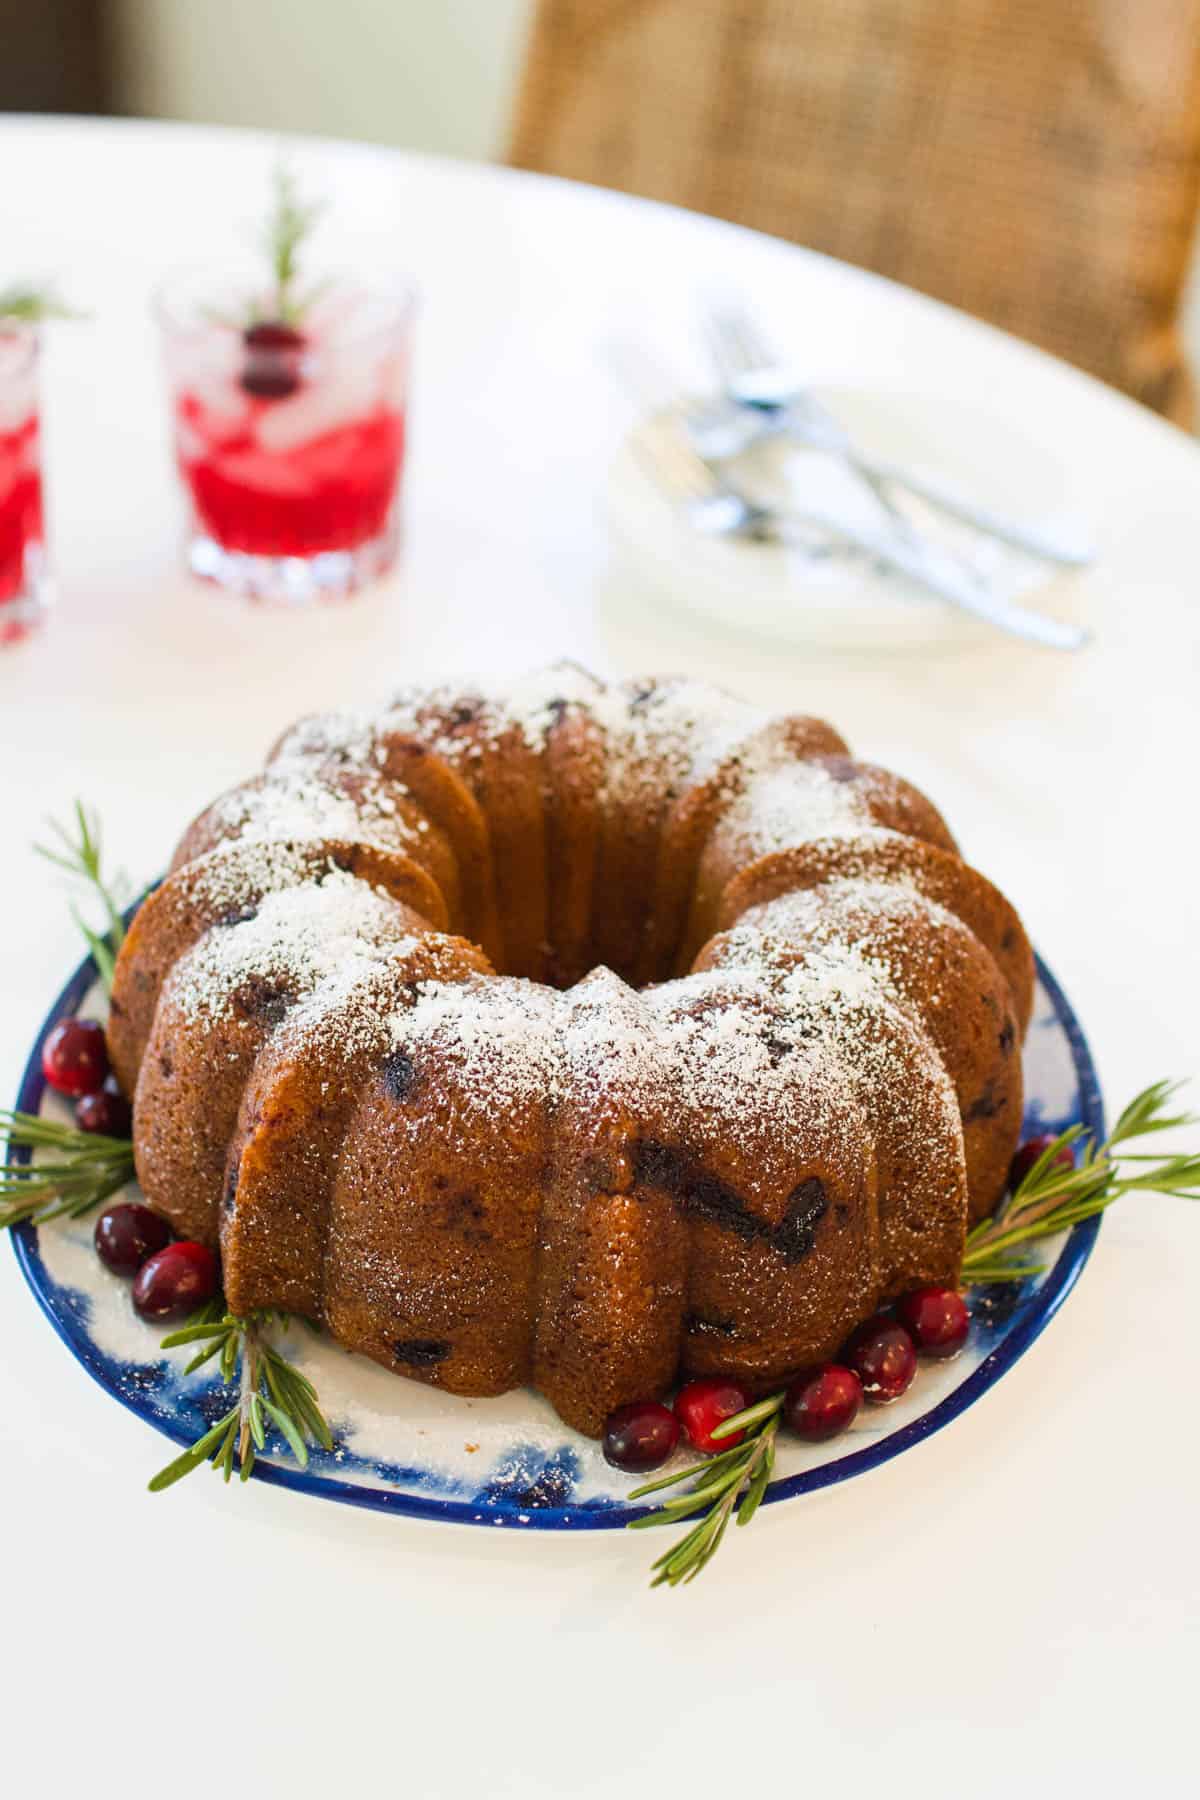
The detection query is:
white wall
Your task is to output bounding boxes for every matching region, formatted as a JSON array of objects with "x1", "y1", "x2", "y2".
[{"x1": 110, "y1": 0, "x2": 536, "y2": 161}]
